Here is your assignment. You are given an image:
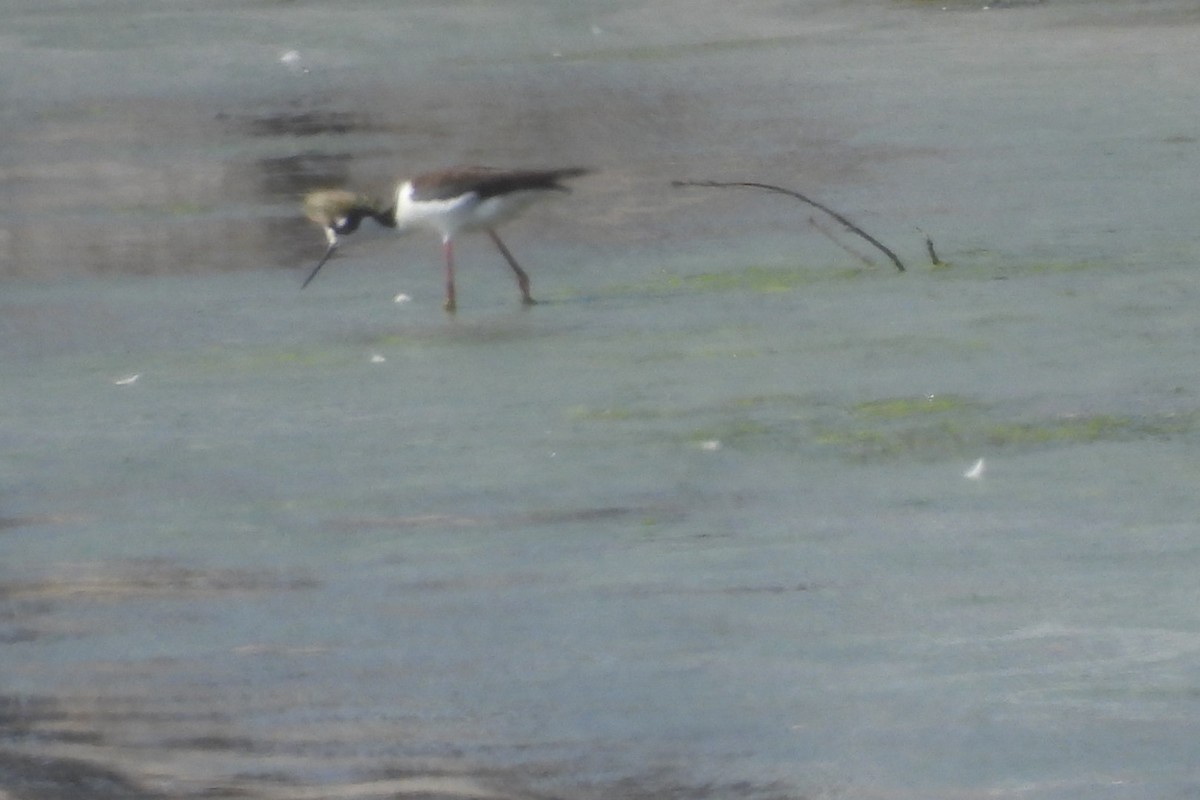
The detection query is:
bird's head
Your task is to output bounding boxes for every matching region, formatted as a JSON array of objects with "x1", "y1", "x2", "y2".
[
  {"x1": 304, "y1": 189, "x2": 384, "y2": 236},
  {"x1": 300, "y1": 189, "x2": 396, "y2": 288}
]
